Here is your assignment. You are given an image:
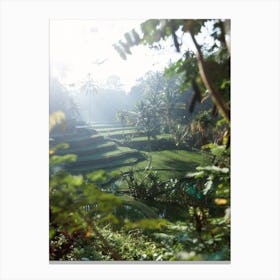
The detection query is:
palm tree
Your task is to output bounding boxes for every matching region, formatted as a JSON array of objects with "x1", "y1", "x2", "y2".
[{"x1": 80, "y1": 73, "x2": 98, "y2": 123}]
